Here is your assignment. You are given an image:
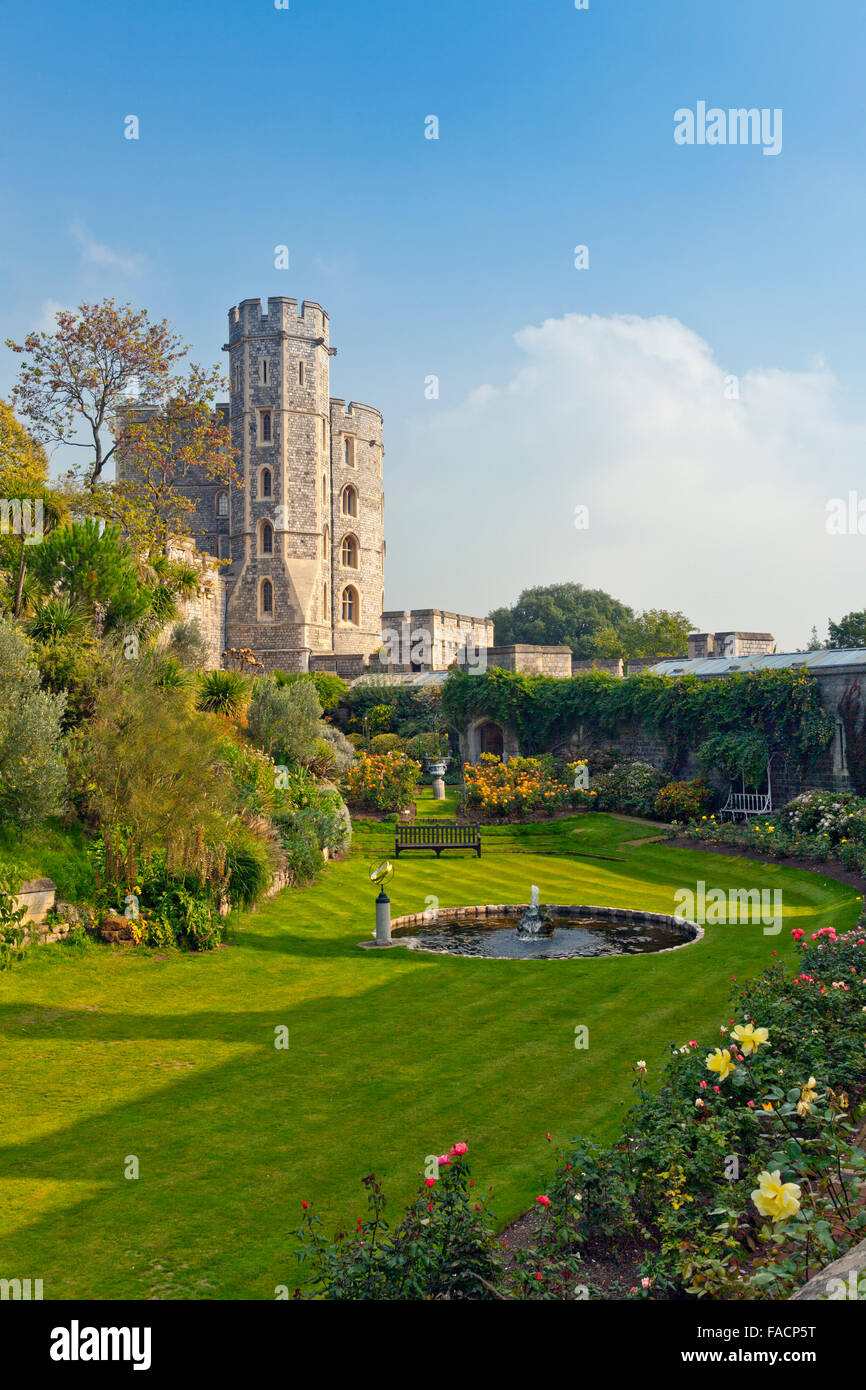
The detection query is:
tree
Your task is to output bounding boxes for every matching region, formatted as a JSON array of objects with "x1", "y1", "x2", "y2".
[
  {"x1": 6, "y1": 301, "x2": 188, "y2": 488},
  {"x1": 0, "y1": 617, "x2": 66, "y2": 826},
  {"x1": 0, "y1": 399, "x2": 67, "y2": 618},
  {"x1": 67, "y1": 659, "x2": 234, "y2": 890},
  {"x1": 827, "y1": 612, "x2": 866, "y2": 650},
  {"x1": 26, "y1": 519, "x2": 149, "y2": 633},
  {"x1": 82, "y1": 365, "x2": 238, "y2": 553},
  {"x1": 488, "y1": 584, "x2": 693, "y2": 661},
  {"x1": 0, "y1": 396, "x2": 49, "y2": 494},
  {"x1": 489, "y1": 584, "x2": 633, "y2": 659},
  {"x1": 617, "y1": 609, "x2": 694, "y2": 660},
  {"x1": 247, "y1": 677, "x2": 323, "y2": 767}
]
